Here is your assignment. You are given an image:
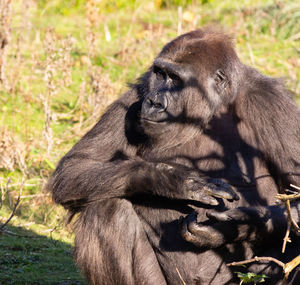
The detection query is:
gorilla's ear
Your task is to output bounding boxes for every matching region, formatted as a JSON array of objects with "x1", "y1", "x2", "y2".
[{"x1": 214, "y1": 69, "x2": 228, "y2": 90}]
